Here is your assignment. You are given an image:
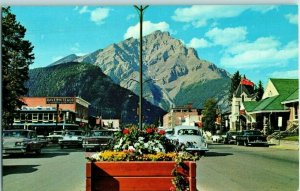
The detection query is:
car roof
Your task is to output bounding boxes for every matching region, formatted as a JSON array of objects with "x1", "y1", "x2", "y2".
[
  {"x1": 3, "y1": 129, "x2": 35, "y2": 132},
  {"x1": 174, "y1": 125, "x2": 199, "y2": 130}
]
